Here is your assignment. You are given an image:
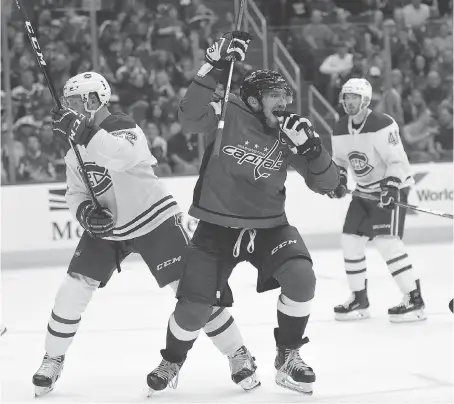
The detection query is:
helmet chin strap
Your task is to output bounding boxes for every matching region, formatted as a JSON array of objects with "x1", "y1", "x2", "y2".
[
  {"x1": 342, "y1": 97, "x2": 369, "y2": 118},
  {"x1": 83, "y1": 100, "x2": 103, "y2": 122}
]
